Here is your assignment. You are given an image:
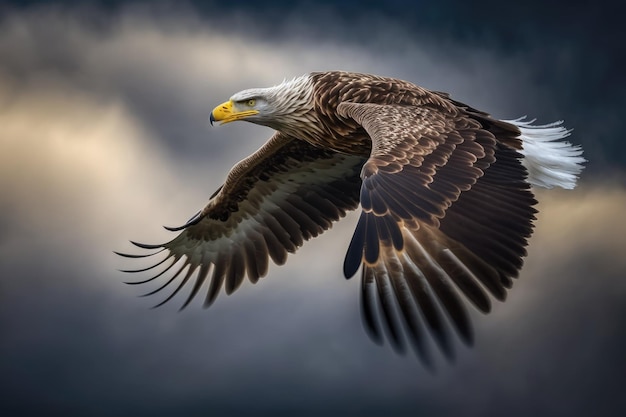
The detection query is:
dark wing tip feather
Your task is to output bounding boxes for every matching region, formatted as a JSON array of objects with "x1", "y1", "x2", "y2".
[
  {"x1": 344, "y1": 212, "x2": 367, "y2": 279},
  {"x1": 124, "y1": 255, "x2": 179, "y2": 285},
  {"x1": 179, "y1": 264, "x2": 211, "y2": 311},
  {"x1": 460, "y1": 325, "x2": 474, "y2": 346},
  {"x1": 114, "y1": 249, "x2": 165, "y2": 259},
  {"x1": 118, "y1": 253, "x2": 171, "y2": 274},
  {"x1": 163, "y1": 224, "x2": 188, "y2": 232},
  {"x1": 360, "y1": 270, "x2": 385, "y2": 345},
  {"x1": 149, "y1": 266, "x2": 197, "y2": 310},
  {"x1": 163, "y1": 211, "x2": 204, "y2": 232},
  {"x1": 361, "y1": 212, "x2": 382, "y2": 265},
  {"x1": 139, "y1": 262, "x2": 189, "y2": 299},
  {"x1": 374, "y1": 272, "x2": 407, "y2": 355},
  {"x1": 130, "y1": 240, "x2": 166, "y2": 250}
]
